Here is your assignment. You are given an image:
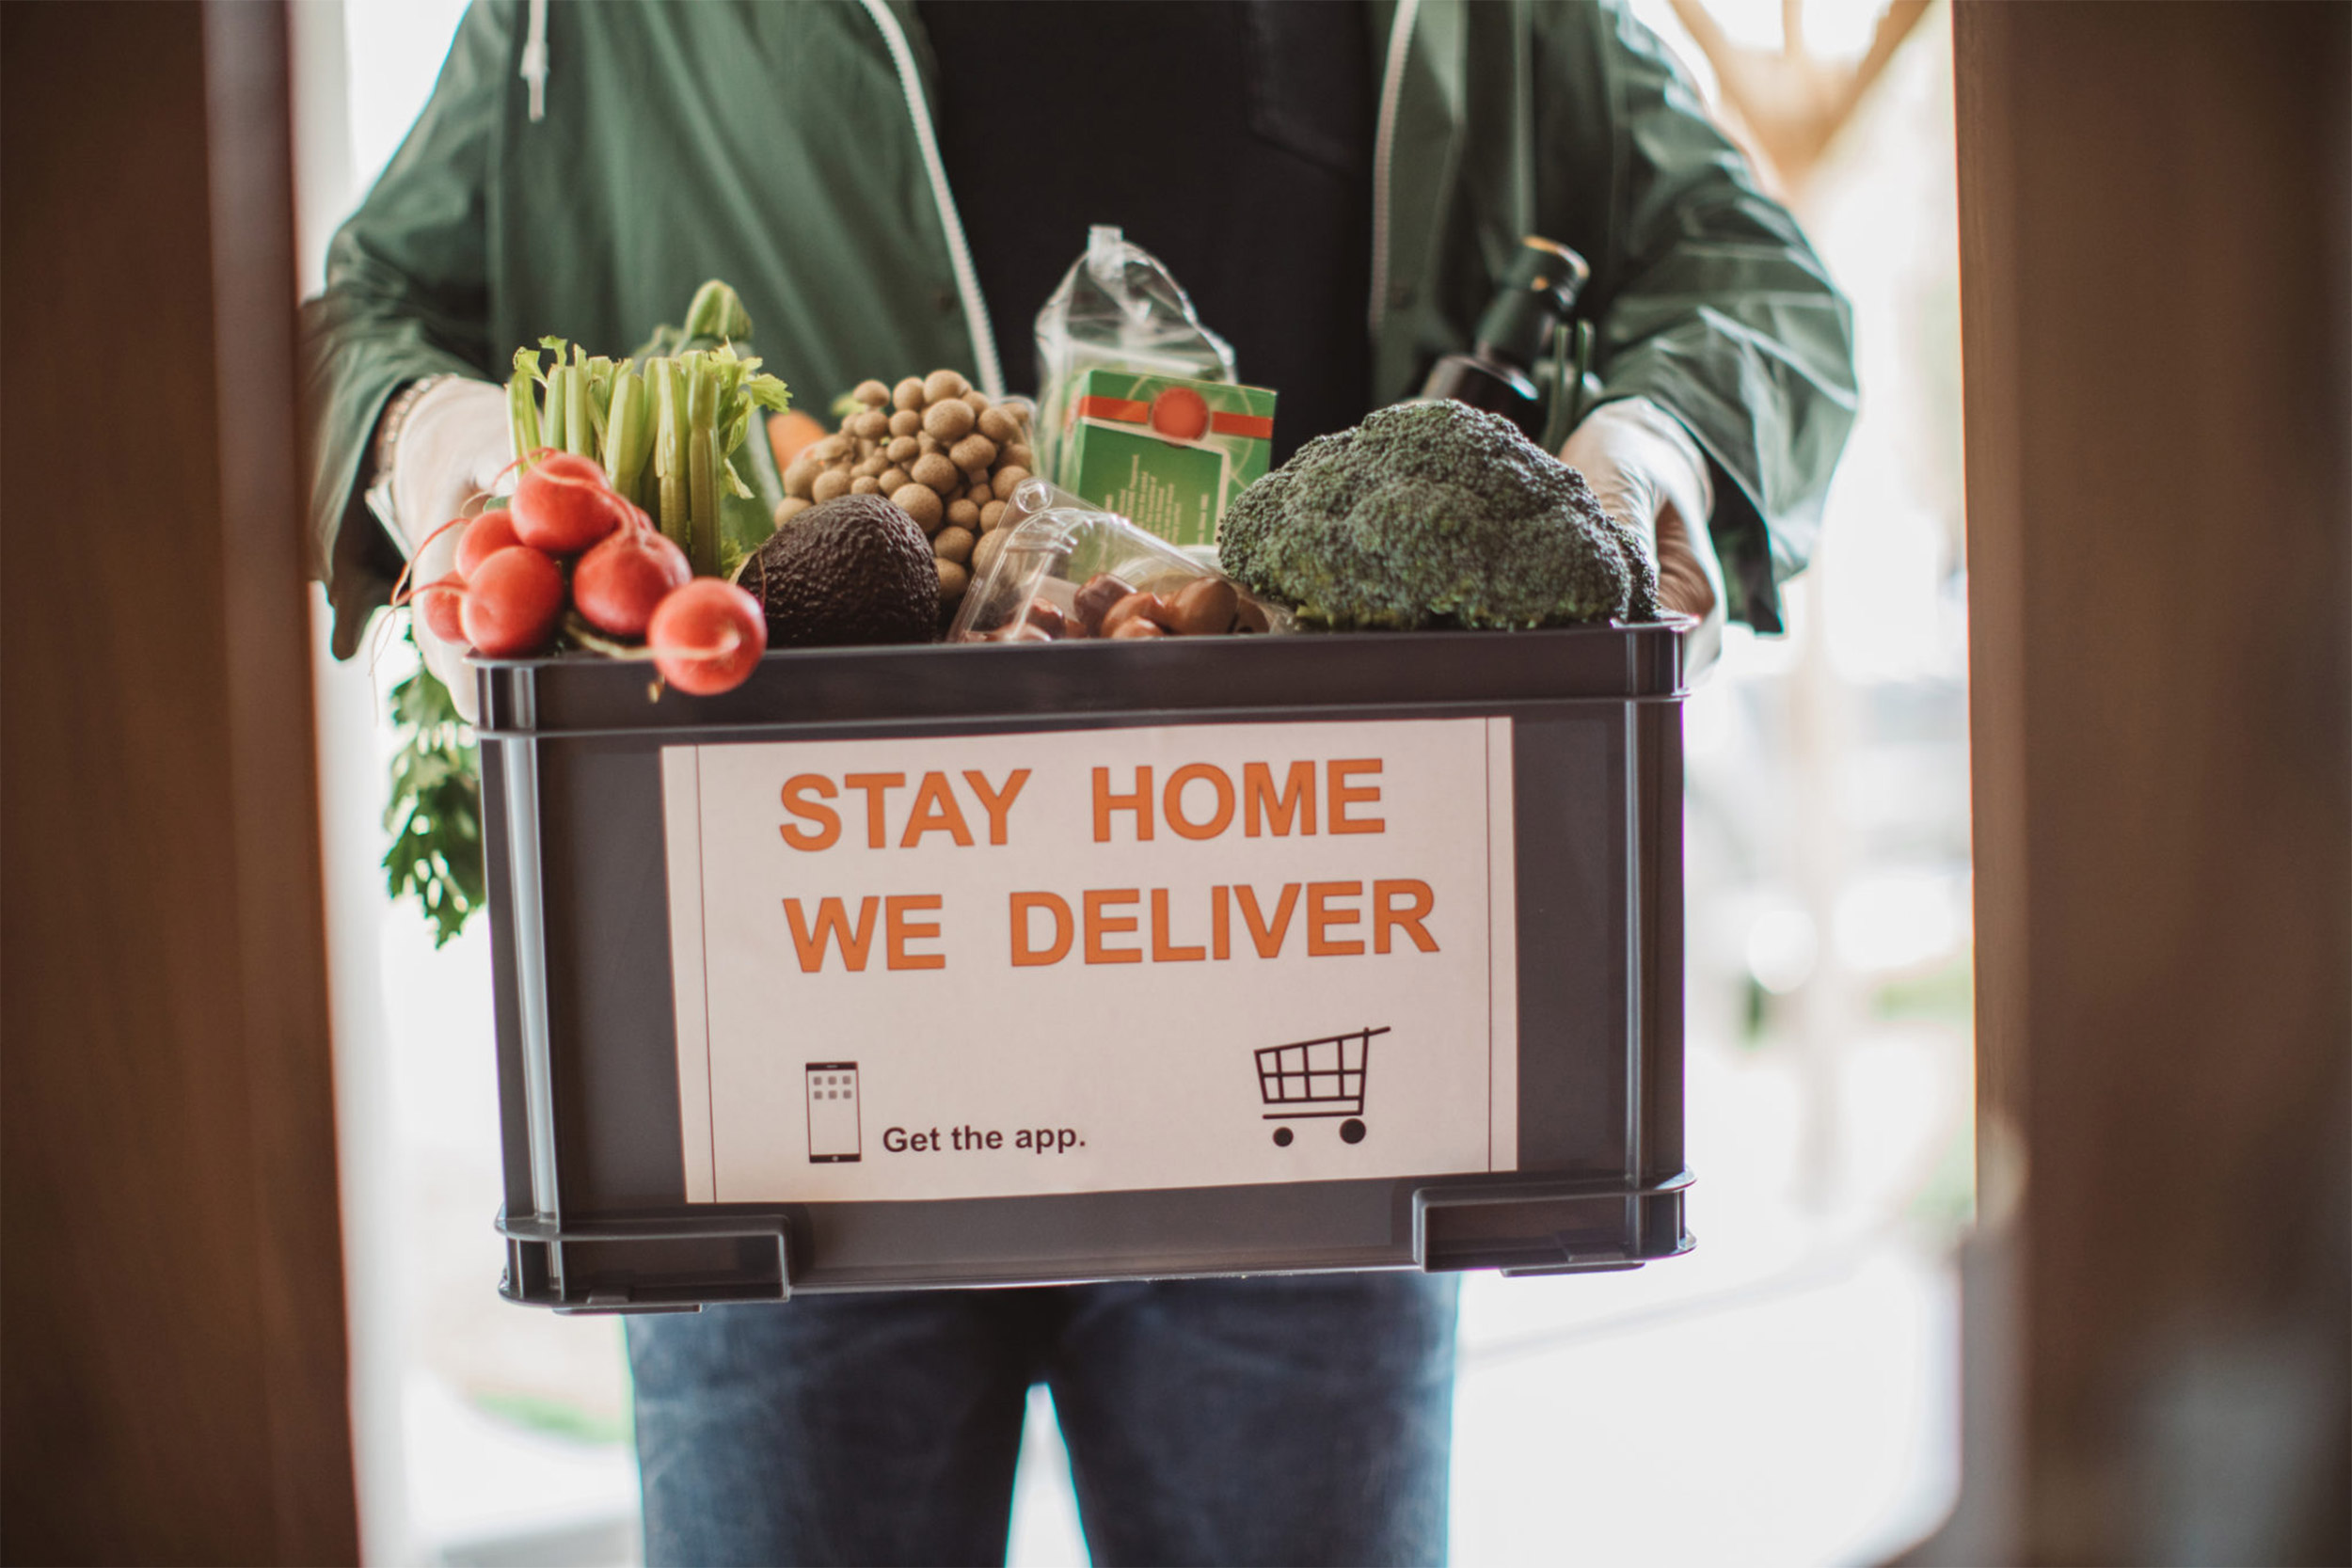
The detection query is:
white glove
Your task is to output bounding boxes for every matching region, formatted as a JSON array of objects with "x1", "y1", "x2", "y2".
[
  {"x1": 375, "y1": 376, "x2": 512, "y2": 721},
  {"x1": 1559, "y1": 396, "x2": 1726, "y2": 674}
]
